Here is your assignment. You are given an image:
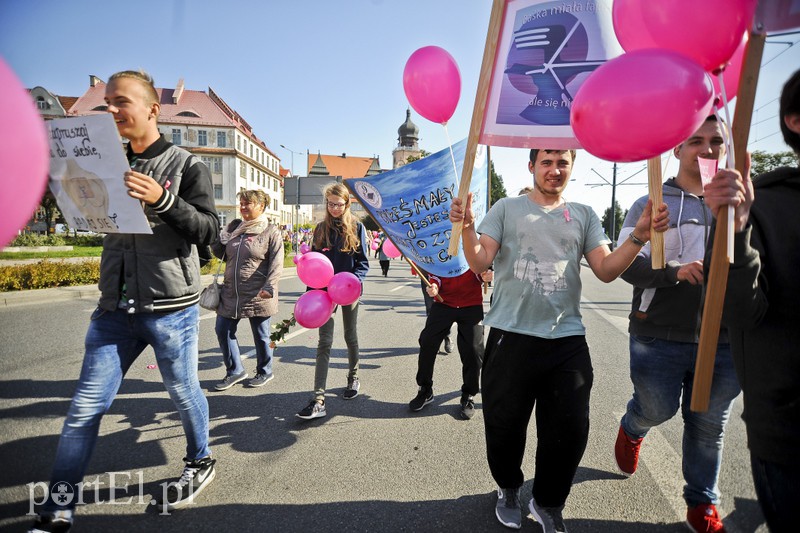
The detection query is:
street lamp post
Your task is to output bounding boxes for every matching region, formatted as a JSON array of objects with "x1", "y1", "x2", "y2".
[{"x1": 280, "y1": 144, "x2": 304, "y2": 253}]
